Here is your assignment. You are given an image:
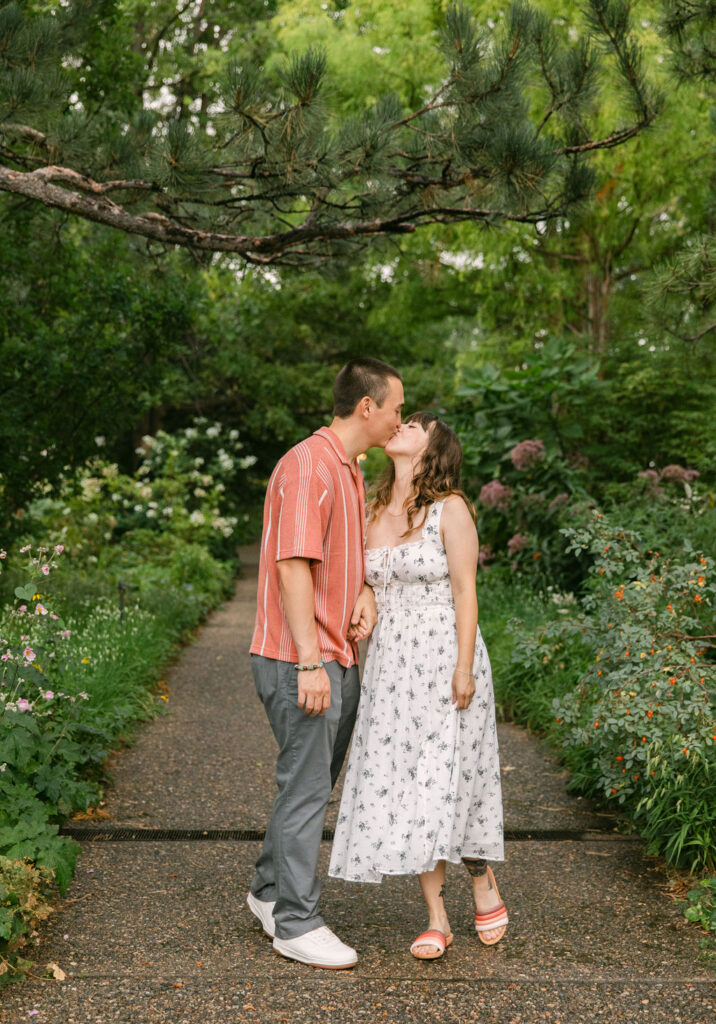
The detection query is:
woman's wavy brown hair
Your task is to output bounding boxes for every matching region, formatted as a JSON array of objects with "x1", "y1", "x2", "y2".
[{"x1": 368, "y1": 411, "x2": 476, "y2": 536}]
